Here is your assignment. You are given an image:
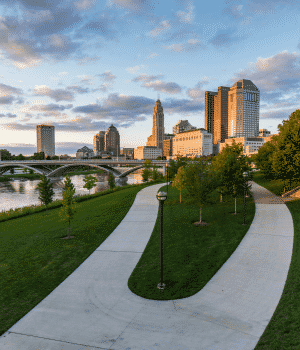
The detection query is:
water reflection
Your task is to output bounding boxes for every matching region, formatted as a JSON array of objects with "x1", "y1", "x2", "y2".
[{"x1": 0, "y1": 168, "x2": 146, "y2": 213}]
